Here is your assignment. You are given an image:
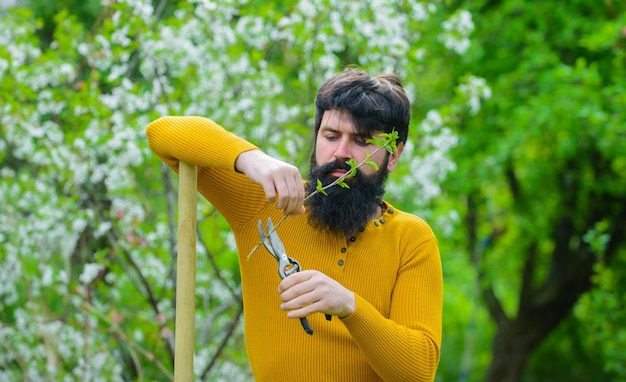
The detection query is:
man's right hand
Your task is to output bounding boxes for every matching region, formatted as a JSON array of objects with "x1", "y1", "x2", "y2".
[{"x1": 235, "y1": 150, "x2": 306, "y2": 217}]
